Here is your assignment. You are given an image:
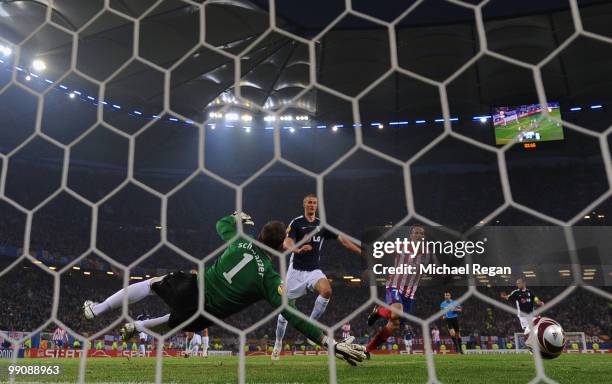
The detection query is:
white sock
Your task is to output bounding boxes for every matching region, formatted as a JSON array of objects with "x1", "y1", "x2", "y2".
[
  {"x1": 309, "y1": 295, "x2": 330, "y2": 320},
  {"x1": 202, "y1": 336, "x2": 209, "y2": 352},
  {"x1": 275, "y1": 314, "x2": 288, "y2": 346},
  {"x1": 135, "y1": 314, "x2": 170, "y2": 332},
  {"x1": 92, "y1": 279, "x2": 153, "y2": 316}
]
